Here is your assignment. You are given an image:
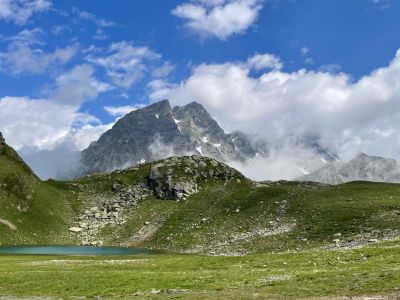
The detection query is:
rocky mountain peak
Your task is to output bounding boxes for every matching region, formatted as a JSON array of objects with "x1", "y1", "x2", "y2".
[
  {"x1": 300, "y1": 152, "x2": 400, "y2": 184},
  {"x1": 353, "y1": 152, "x2": 370, "y2": 160},
  {"x1": 80, "y1": 100, "x2": 264, "y2": 175}
]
